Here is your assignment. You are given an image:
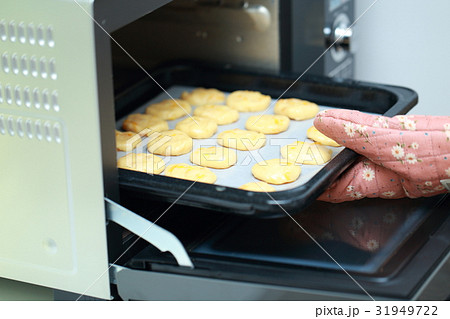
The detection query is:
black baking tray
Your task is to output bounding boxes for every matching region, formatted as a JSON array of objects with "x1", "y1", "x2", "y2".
[{"x1": 115, "y1": 63, "x2": 418, "y2": 218}]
